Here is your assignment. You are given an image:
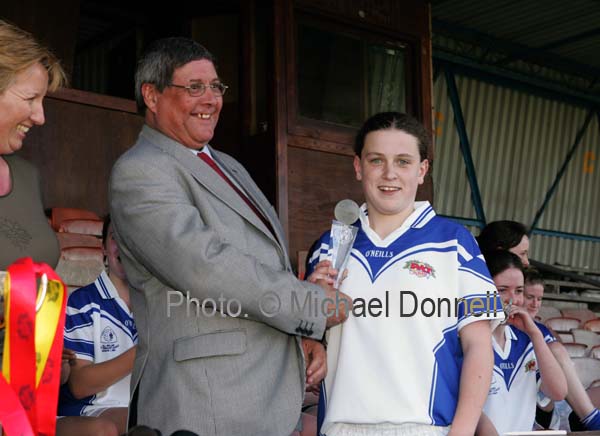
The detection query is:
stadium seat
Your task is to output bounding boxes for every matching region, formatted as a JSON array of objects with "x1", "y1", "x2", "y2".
[
  {"x1": 536, "y1": 305, "x2": 562, "y2": 323},
  {"x1": 572, "y1": 329, "x2": 600, "y2": 349},
  {"x1": 572, "y1": 357, "x2": 600, "y2": 389},
  {"x1": 584, "y1": 318, "x2": 600, "y2": 333},
  {"x1": 56, "y1": 232, "x2": 102, "y2": 250},
  {"x1": 562, "y1": 342, "x2": 589, "y2": 358},
  {"x1": 545, "y1": 316, "x2": 581, "y2": 333},
  {"x1": 557, "y1": 332, "x2": 574, "y2": 343},
  {"x1": 55, "y1": 247, "x2": 104, "y2": 293},
  {"x1": 58, "y1": 218, "x2": 103, "y2": 236},
  {"x1": 50, "y1": 207, "x2": 100, "y2": 232},
  {"x1": 561, "y1": 308, "x2": 598, "y2": 325},
  {"x1": 590, "y1": 345, "x2": 600, "y2": 360}
]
